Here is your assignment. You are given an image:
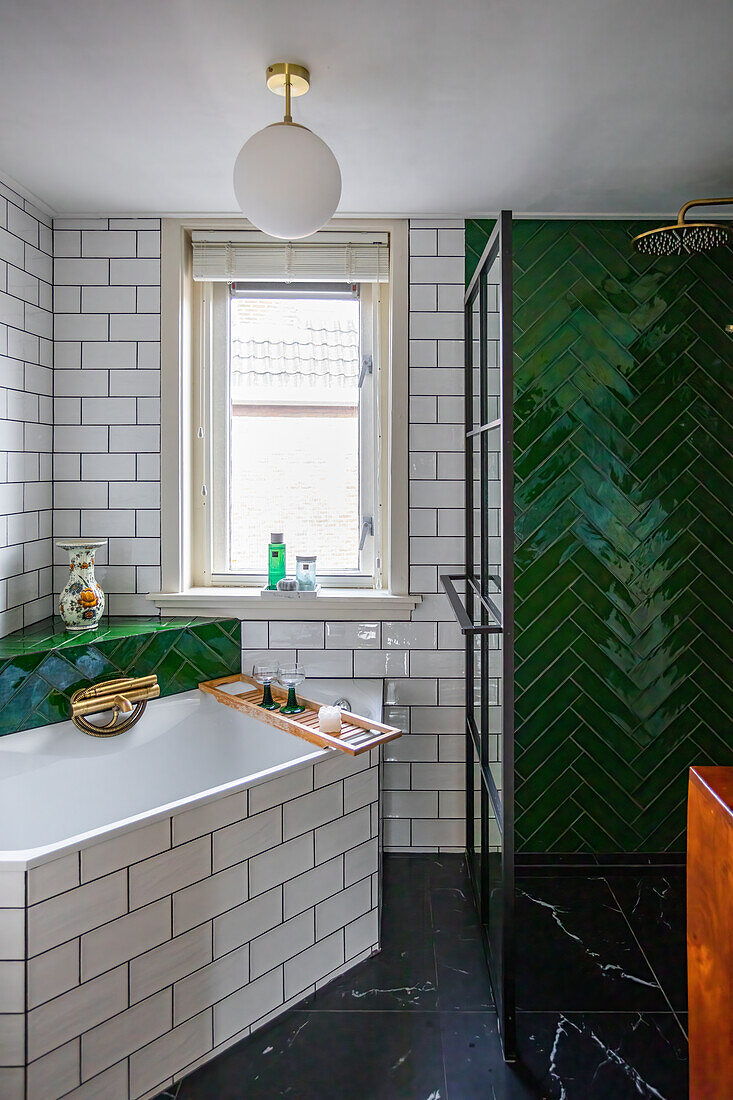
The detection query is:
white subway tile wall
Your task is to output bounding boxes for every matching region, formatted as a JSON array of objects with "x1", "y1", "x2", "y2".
[
  {"x1": 51, "y1": 217, "x2": 161, "y2": 614},
  {"x1": 7, "y1": 753, "x2": 379, "y2": 1099},
  {"x1": 45, "y1": 216, "x2": 467, "y2": 851},
  {"x1": 239, "y1": 220, "x2": 468, "y2": 852},
  {"x1": 0, "y1": 180, "x2": 53, "y2": 636}
]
